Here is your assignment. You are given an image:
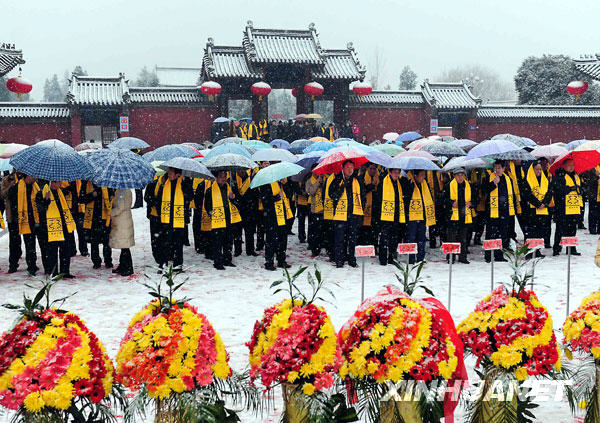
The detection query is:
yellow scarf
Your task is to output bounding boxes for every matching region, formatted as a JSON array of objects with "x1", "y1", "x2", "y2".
[
  {"x1": 210, "y1": 181, "x2": 241, "y2": 228},
  {"x1": 0, "y1": 208, "x2": 4, "y2": 229},
  {"x1": 259, "y1": 120, "x2": 269, "y2": 137},
  {"x1": 161, "y1": 178, "x2": 185, "y2": 228},
  {"x1": 408, "y1": 180, "x2": 436, "y2": 226},
  {"x1": 332, "y1": 177, "x2": 363, "y2": 221},
  {"x1": 362, "y1": 172, "x2": 380, "y2": 226},
  {"x1": 450, "y1": 179, "x2": 472, "y2": 224},
  {"x1": 488, "y1": 173, "x2": 515, "y2": 218},
  {"x1": 200, "y1": 182, "x2": 212, "y2": 232},
  {"x1": 190, "y1": 178, "x2": 202, "y2": 209},
  {"x1": 309, "y1": 175, "x2": 324, "y2": 214},
  {"x1": 270, "y1": 182, "x2": 293, "y2": 226},
  {"x1": 17, "y1": 180, "x2": 40, "y2": 235},
  {"x1": 236, "y1": 172, "x2": 252, "y2": 196},
  {"x1": 595, "y1": 166, "x2": 600, "y2": 202},
  {"x1": 508, "y1": 162, "x2": 523, "y2": 214},
  {"x1": 247, "y1": 124, "x2": 259, "y2": 140},
  {"x1": 380, "y1": 174, "x2": 405, "y2": 223},
  {"x1": 565, "y1": 174, "x2": 583, "y2": 215},
  {"x1": 323, "y1": 174, "x2": 335, "y2": 220},
  {"x1": 526, "y1": 165, "x2": 549, "y2": 215},
  {"x1": 83, "y1": 183, "x2": 113, "y2": 229},
  {"x1": 150, "y1": 175, "x2": 165, "y2": 217},
  {"x1": 42, "y1": 185, "x2": 75, "y2": 242}
]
